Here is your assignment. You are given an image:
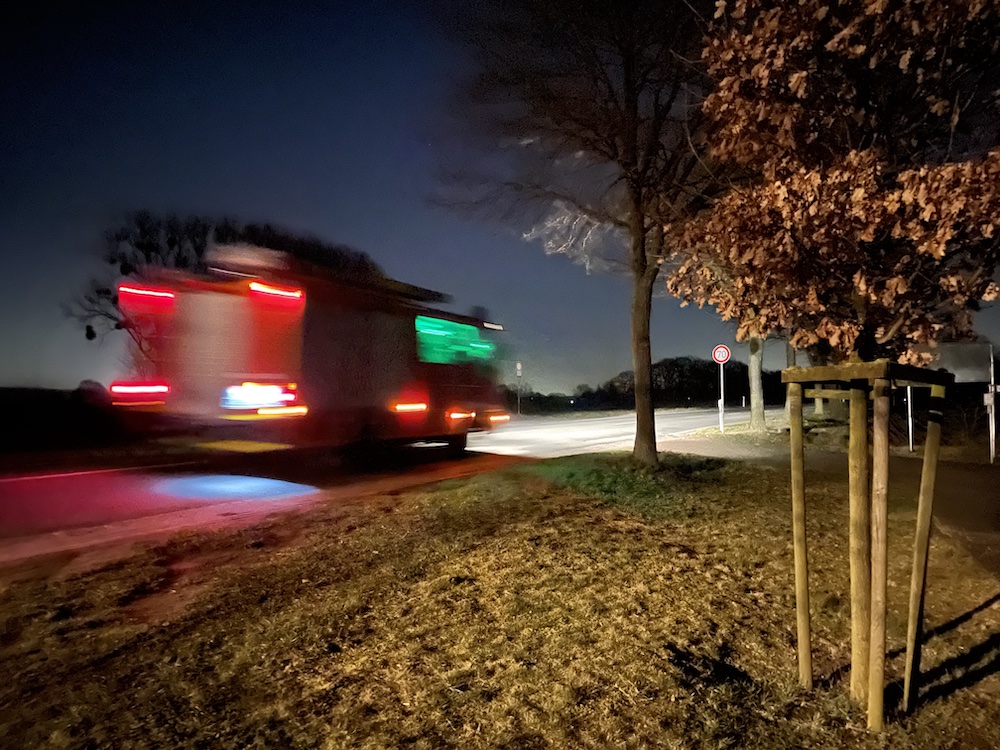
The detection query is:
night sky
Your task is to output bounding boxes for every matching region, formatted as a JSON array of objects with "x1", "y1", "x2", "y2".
[{"x1": 4, "y1": 2, "x2": 992, "y2": 395}]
